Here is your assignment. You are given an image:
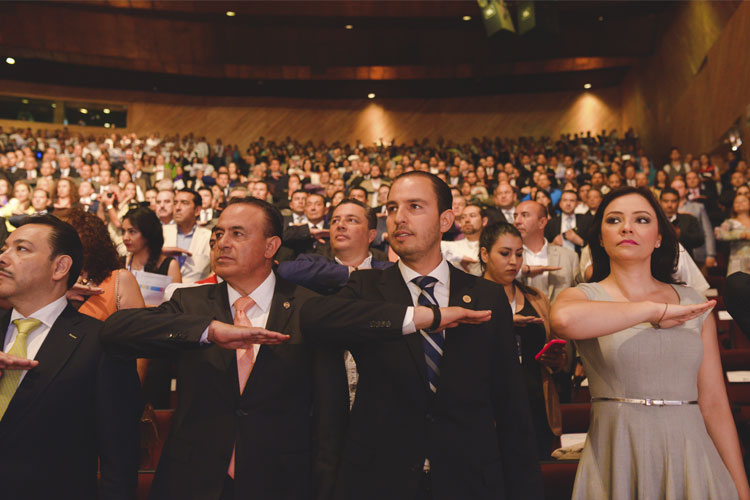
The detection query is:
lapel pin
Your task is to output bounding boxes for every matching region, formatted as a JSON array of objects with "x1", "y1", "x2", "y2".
[
  {"x1": 462, "y1": 295, "x2": 472, "y2": 304},
  {"x1": 68, "y1": 333, "x2": 78, "y2": 340},
  {"x1": 283, "y1": 301, "x2": 291, "y2": 310}
]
